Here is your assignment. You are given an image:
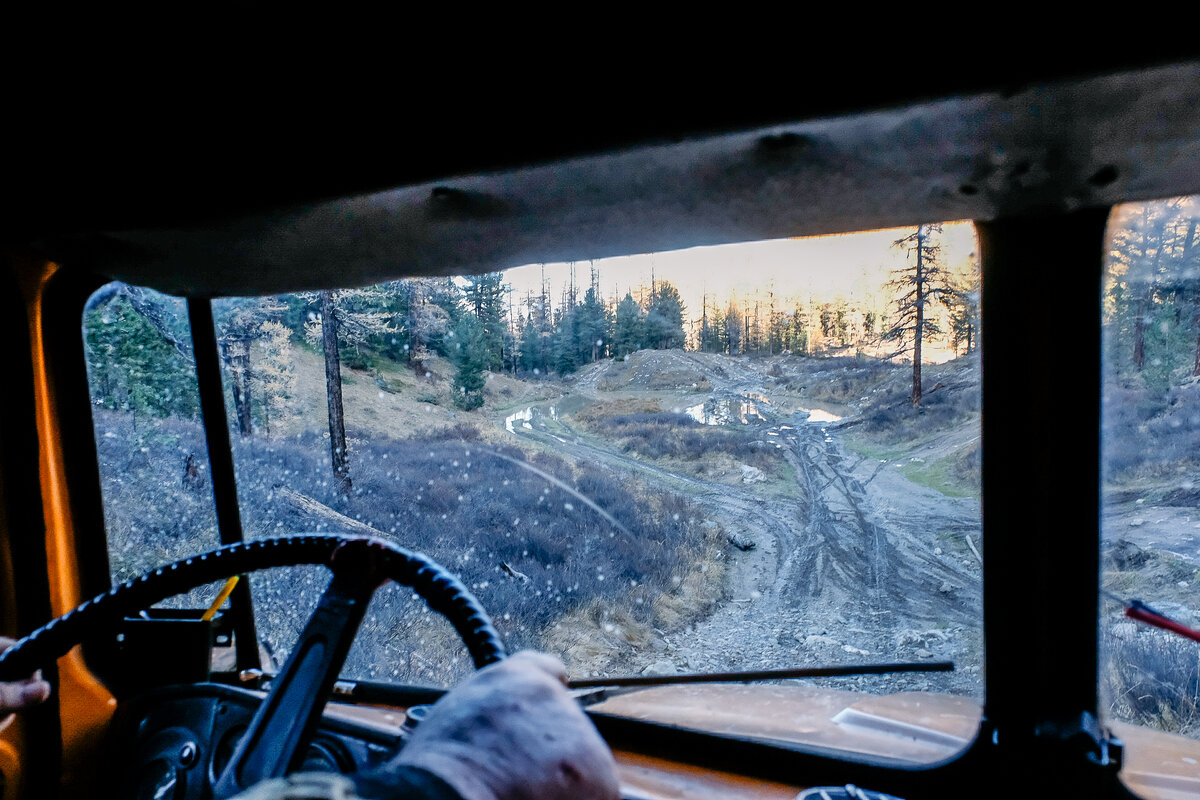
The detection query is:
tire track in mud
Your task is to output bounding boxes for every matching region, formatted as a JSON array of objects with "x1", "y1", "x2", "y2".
[{"x1": 780, "y1": 416, "x2": 979, "y2": 646}]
